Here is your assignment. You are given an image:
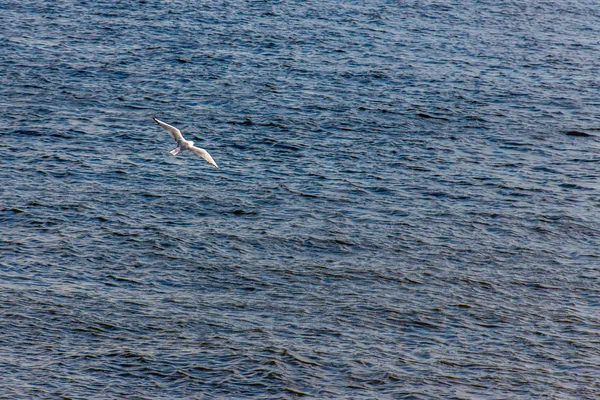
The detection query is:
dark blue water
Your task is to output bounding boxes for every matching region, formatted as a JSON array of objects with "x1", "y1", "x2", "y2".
[{"x1": 2, "y1": 0, "x2": 600, "y2": 398}]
